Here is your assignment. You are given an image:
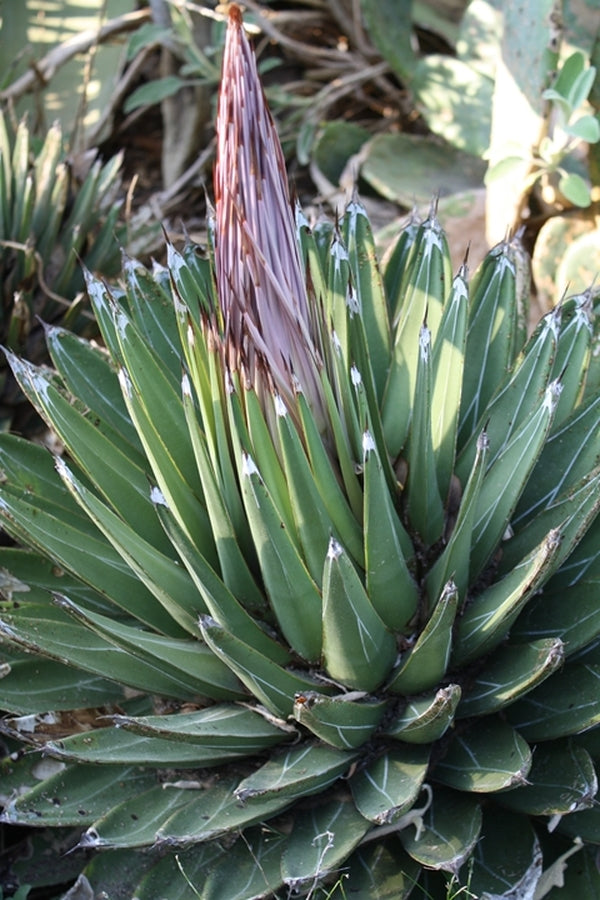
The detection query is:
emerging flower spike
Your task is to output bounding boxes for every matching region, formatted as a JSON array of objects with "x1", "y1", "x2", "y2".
[{"x1": 214, "y1": 5, "x2": 324, "y2": 419}]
